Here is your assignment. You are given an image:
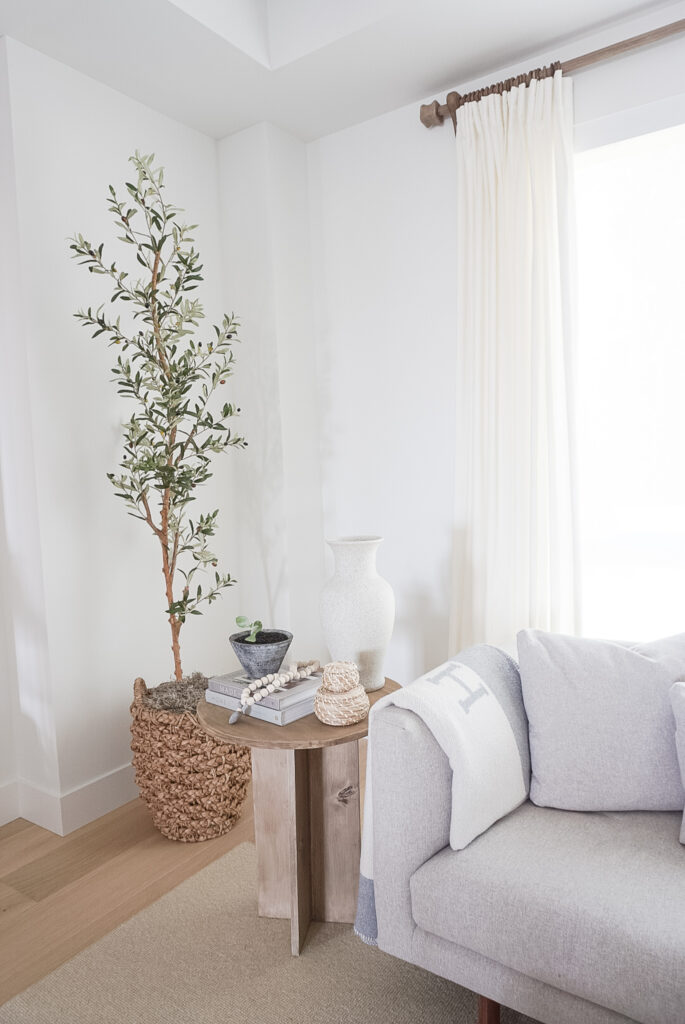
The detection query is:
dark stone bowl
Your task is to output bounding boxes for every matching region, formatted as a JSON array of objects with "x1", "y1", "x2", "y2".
[{"x1": 229, "y1": 630, "x2": 293, "y2": 679}]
